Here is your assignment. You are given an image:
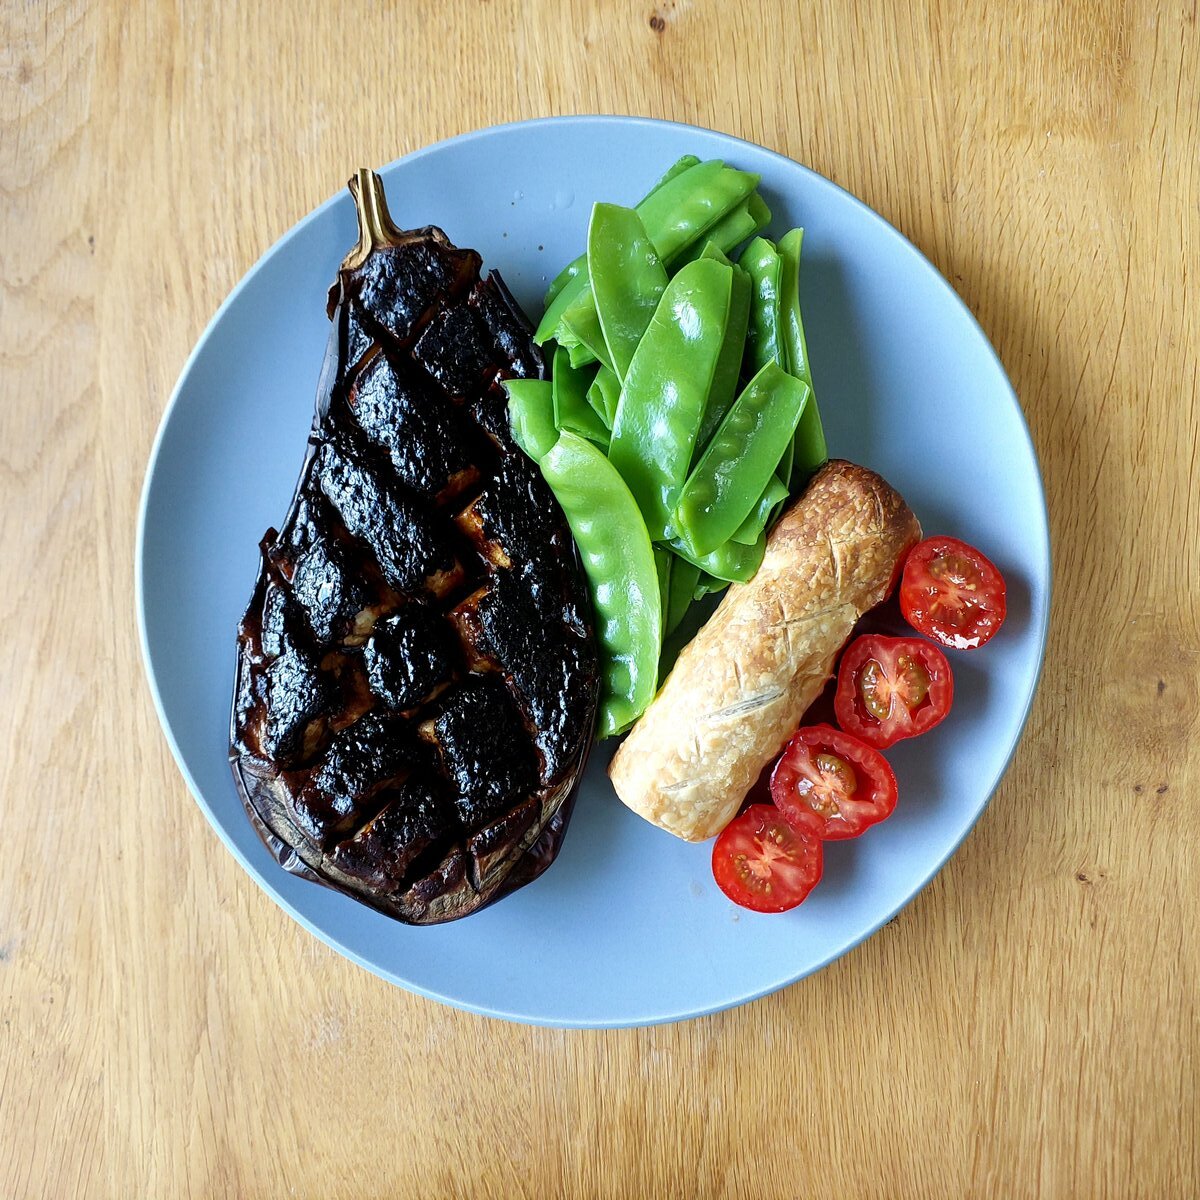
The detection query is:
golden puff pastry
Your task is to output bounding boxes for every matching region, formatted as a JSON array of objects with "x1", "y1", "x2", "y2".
[{"x1": 608, "y1": 460, "x2": 921, "y2": 841}]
